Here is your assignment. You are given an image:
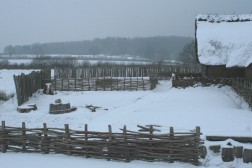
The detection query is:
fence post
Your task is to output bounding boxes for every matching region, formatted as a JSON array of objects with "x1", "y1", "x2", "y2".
[
  {"x1": 1, "y1": 121, "x2": 7, "y2": 153},
  {"x1": 108, "y1": 125, "x2": 112, "y2": 160},
  {"x1": 194, "y1": 126, "x2": 200, "y2": 165},
  {"x1": 74, "y1": 78, "x2": 77, "y2": 91},
  {"x1": 67, "y1": 78, "x2": 70, "y2": 91},
  {"x1": 54, "y1": 78, "x2": 57, "y2": 91},
  {"x1": 136, "y1": 77, "x2": 139, "y2": 91},
  {"x1": 42, "y1": 123, "x2": 49, "y2": 154},
  {"x1": 169, "y1": 127, "x2": 174, "y2": 163},
  {"x1": 142, "y1": 76, "x2": 145, "y2": 90},
  {"x1": 84, "y1": 124, "x2": 89, "y2": 158},
  {"x1": 130, "y1": 76, "x2": 132, "y2": 91},
  {"x1": 123, "y1": 78, "x2": 126, "y2": 90},
  {"x1": 61, "y1": 78, "x2": 63, "y2": 91},
  {"x1": 64, "y1": 124, "x2": 71, "y2": 155},
  {"x1": 110, "y1": 76, "x2": 113, "y2": 91},
  {"x1": 22, "y1": 122, "x2": 26, "y2": 152},
  {"x1": 123, "y1": 125, "x2": 130, "y2": 162}
]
